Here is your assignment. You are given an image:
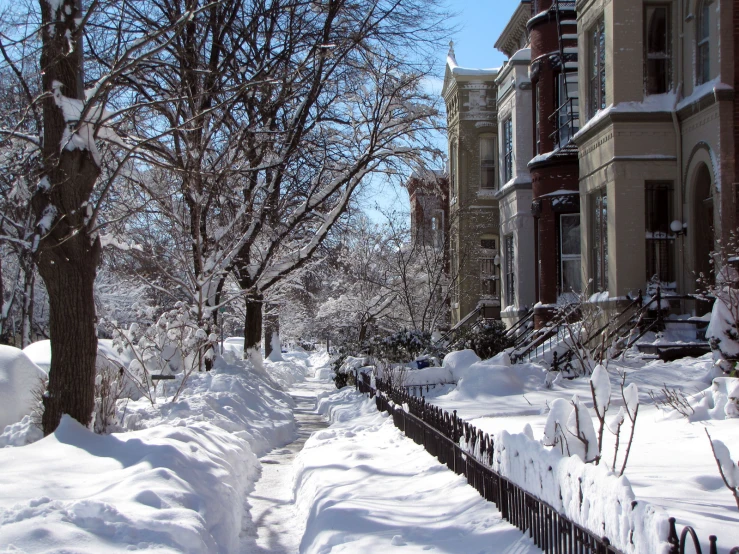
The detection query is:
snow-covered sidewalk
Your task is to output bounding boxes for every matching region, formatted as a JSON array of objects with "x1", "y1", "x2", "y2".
[
  {"x1": 241, "y1": 378, "x2": 335, "y2": 553},
  {"x1": 293, "y1": 388, "x2": 541, "y2": 554}
]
